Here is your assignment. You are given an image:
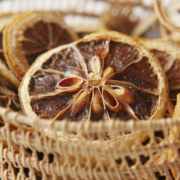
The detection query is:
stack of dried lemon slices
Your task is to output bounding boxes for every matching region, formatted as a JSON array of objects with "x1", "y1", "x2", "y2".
[
  {"x1": 0, "y1": 0, "x2": 180, "y2": 179},
  {"x1": 0, "y1": 11, "x2": 78, "y2": 115}
]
